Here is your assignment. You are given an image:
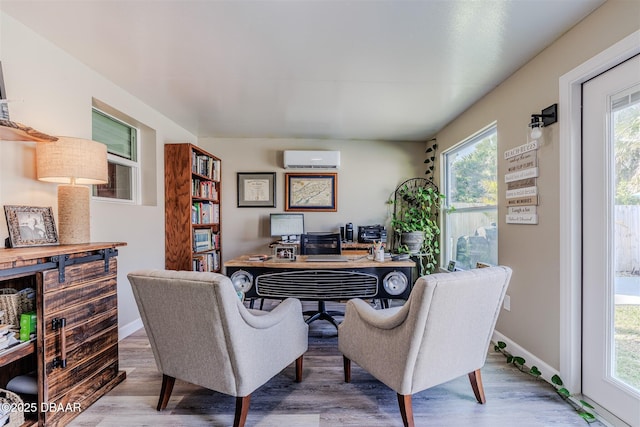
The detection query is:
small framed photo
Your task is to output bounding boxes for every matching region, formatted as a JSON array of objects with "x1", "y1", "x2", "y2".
[
  {"x1": 273, "y1": 244, "x2": 296, "y2": 260},
  {"x1": 285, "y1": 172, "x2": 337, "y2": 212},
  {"x1": 4, "y1": 205, "x2": 58, "y2": 248},
  {"x1": 237, "y1": 172, "x2": 276, "y2": 208},
  {"x1": 447, "y1": 260, "x2": 457, "y2": 272}
]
